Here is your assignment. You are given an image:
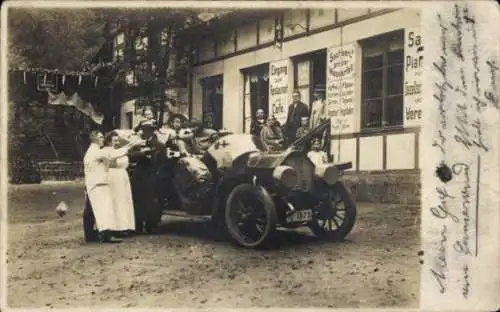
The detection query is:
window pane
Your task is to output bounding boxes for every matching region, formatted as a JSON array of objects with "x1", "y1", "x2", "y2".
[
  {"x1": 387, "y1": 64, "x2": 404, "y2": 95},
  {"x1": 388, "y1": 49, "x2": 404, "y2": 65},
  {"x1": 385, "y1": 95, "x2": 404, "y2": 127},
  {"x1": 363, "y1": 99, "x2": 382, "y2": 129},
  {"x1": 296, "y1": 60, "x2": 310, "y2": 87},
  {"x1": 364, "y1": 54, "x2": 383, "y2": 70},
  {"x1": 364, "y1": 43, "x2": 384, "y2": 57},
  {"x1": 203, "y1": 88, "x2": 213, "y2": 112},
  {"x1": 389, "y1": 39, "x2": 404, "y2": 51},
  {"x1": 363, "y1": 69, "x2": 383, "y2": 99}
]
